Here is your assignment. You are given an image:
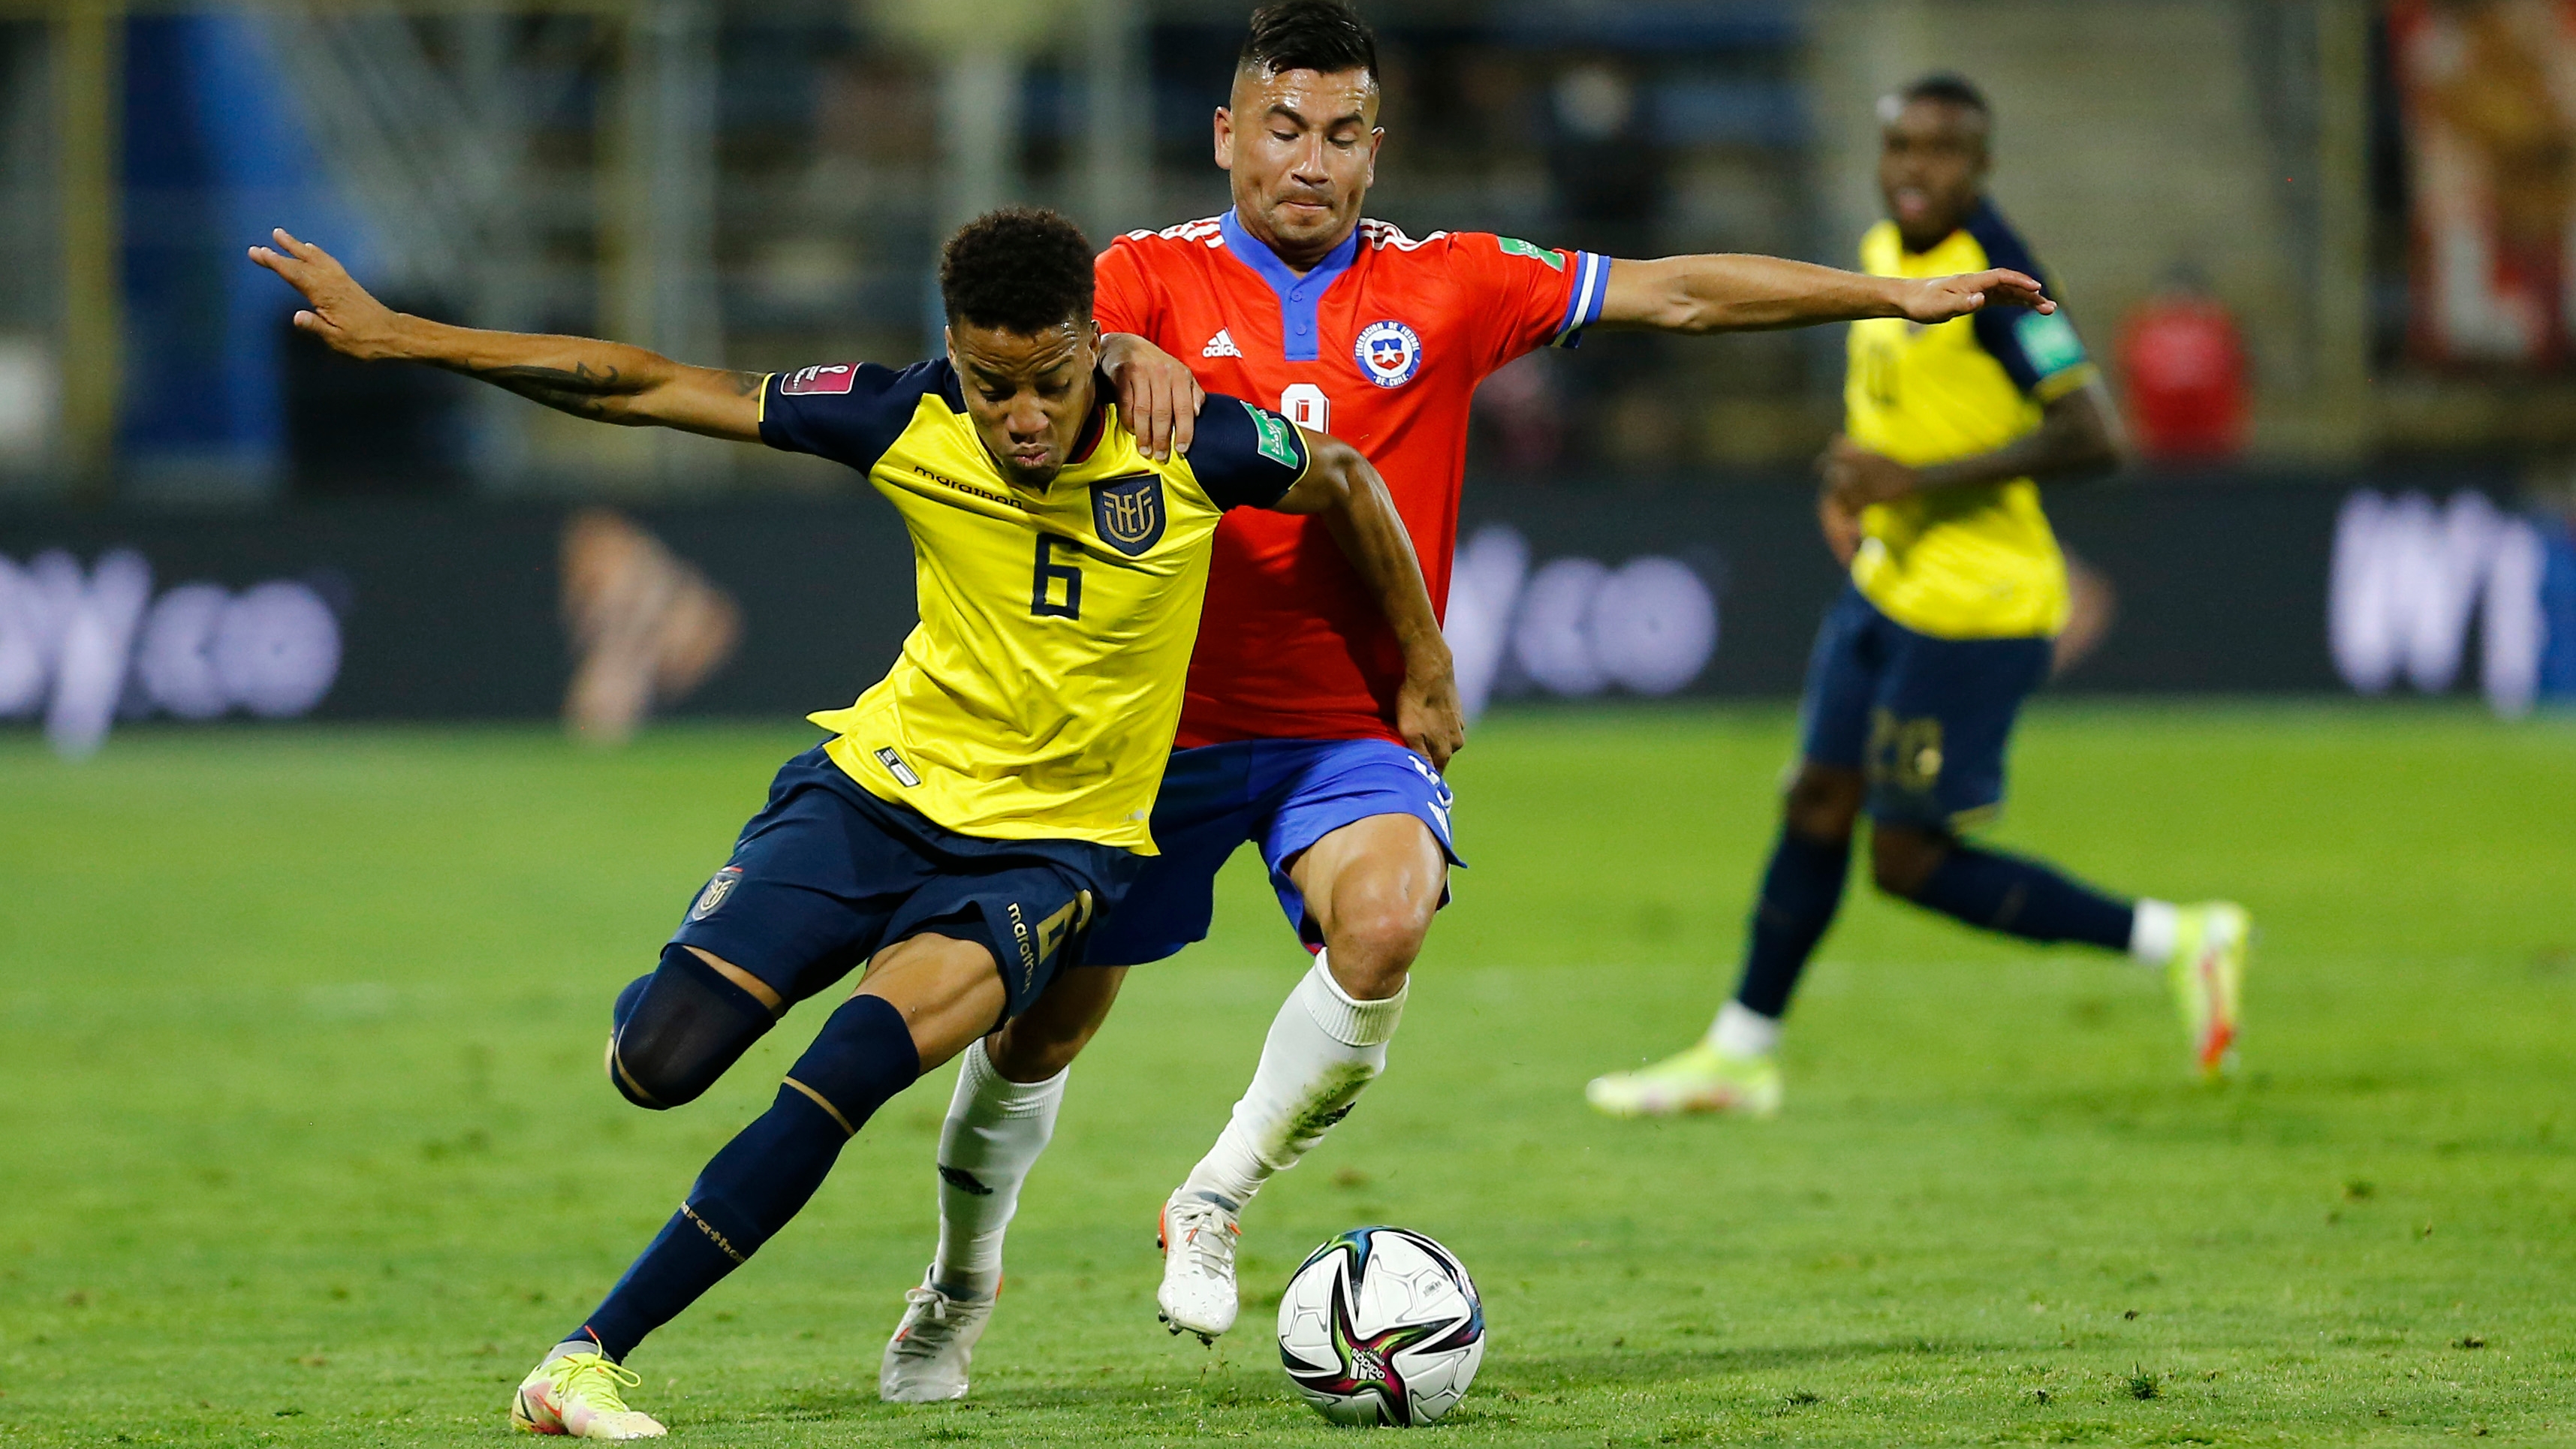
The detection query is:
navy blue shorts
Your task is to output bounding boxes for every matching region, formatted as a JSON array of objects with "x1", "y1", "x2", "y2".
[
  {"x1": 1082, "y1": 737, "x2": 1460, "y2": 966},
  {"x1": 669, "y1": 746, "x2": 1139, "y2": 1021},
  {"x1": 1799, "y1": 586, "x2": 2052, "y2": 831}
]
